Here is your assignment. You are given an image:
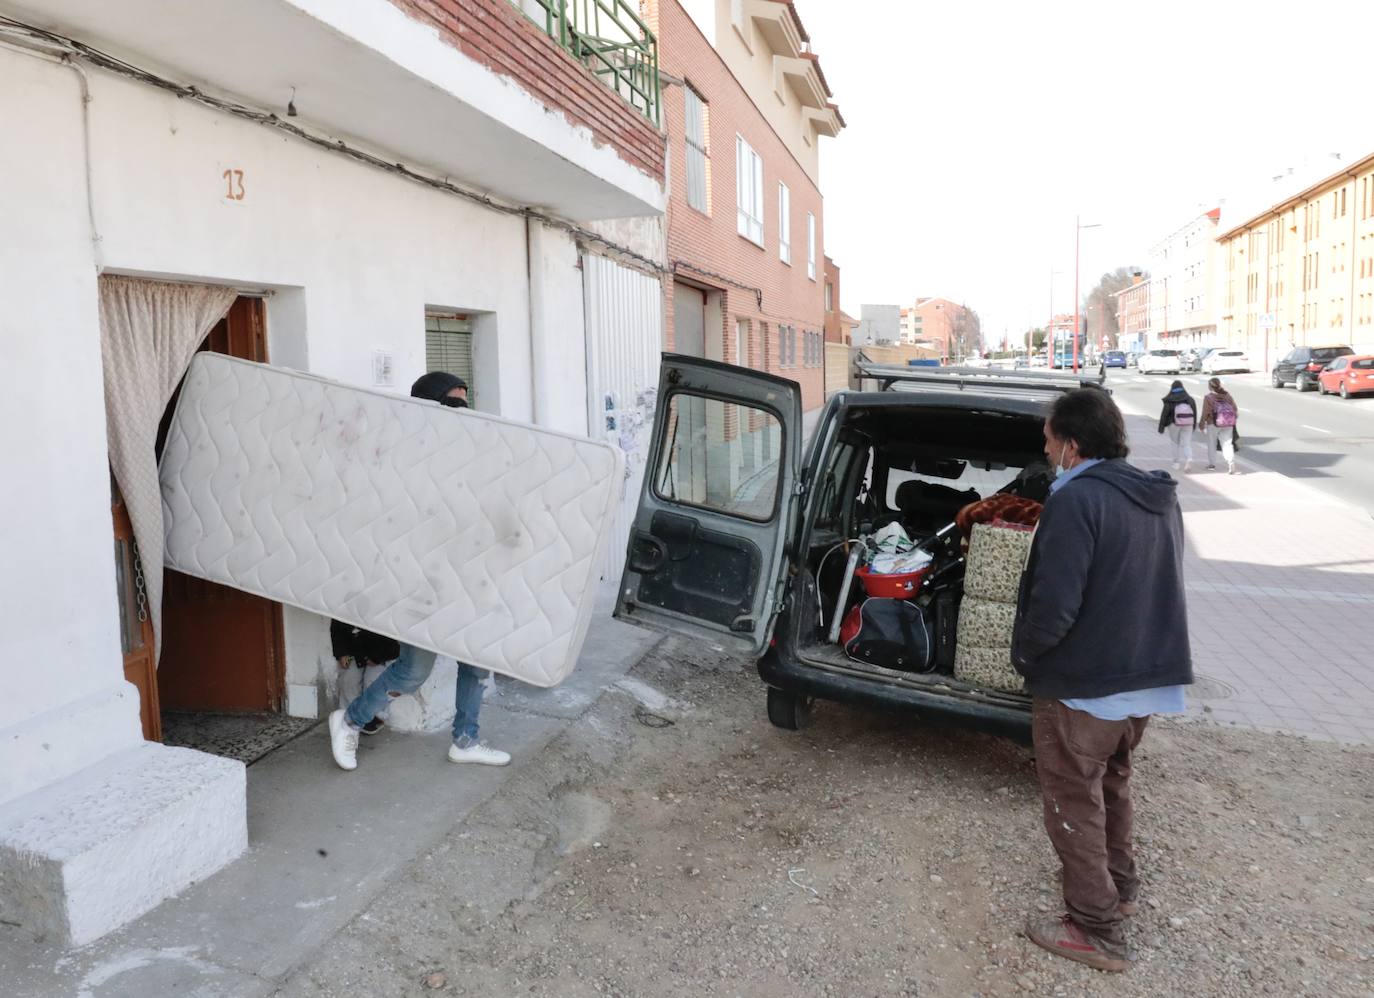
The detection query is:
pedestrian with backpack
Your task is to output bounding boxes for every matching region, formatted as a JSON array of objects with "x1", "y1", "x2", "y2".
[
  {"x1": 1201, "y1": 377, "x2": 1239, "y2": 474},
  {"x1": 1157, "y1": 380, "x2": 1197, "y2": 472}
]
